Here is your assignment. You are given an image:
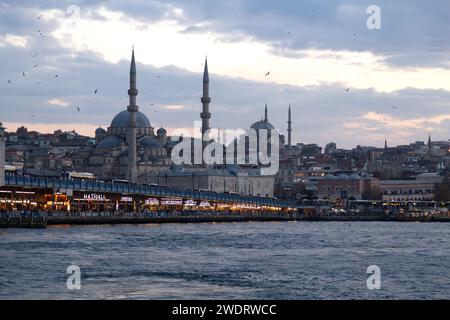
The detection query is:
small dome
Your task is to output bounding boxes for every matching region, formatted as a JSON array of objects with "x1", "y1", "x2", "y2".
[
  {"x1": 250, "y1": 120, "x2": 275, "y2": 131},
  {"x1": 95, "y1": 127, "x2": 106, "y2": 134},
  {"x1": 140, "y1": 136, "x2": 162, "y2": 149},
  {"x1": 157, "y1": 127, "x2": 167, "y2": 135},
  {"x1": 97, "y1": 135, "x2": 124, "y2": 148},
  {"x1": 110, "y1": 110, "x2": 151, "y2": 128}
]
